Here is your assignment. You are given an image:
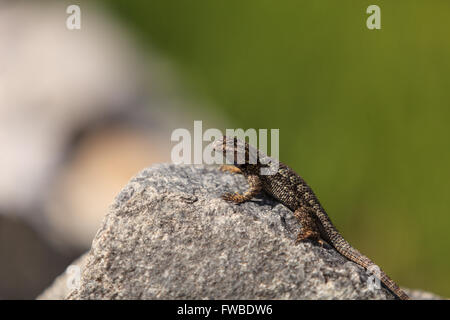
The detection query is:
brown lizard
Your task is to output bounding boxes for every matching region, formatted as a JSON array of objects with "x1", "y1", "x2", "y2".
[{"x1": 213, "y1": 136, "x2": 409, "y2": 300}]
